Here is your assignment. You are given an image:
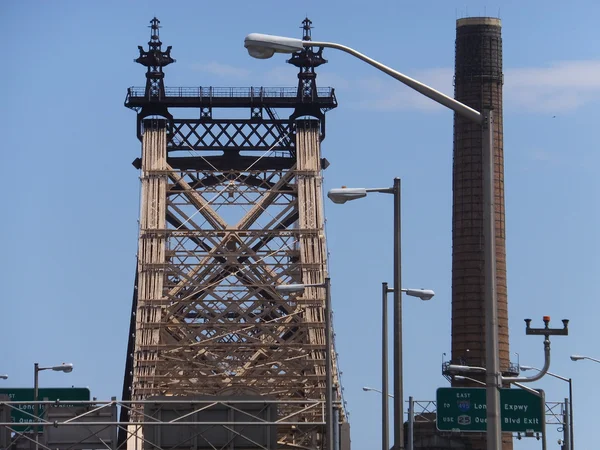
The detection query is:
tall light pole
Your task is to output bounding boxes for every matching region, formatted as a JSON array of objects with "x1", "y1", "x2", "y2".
[
  {"x1": 328, "y1": 179, "x2": 403, "y2": 448},
  {"x1": 276, "y1": 280, "x2": 334, "y2": 450},
  {"x1": 382, "y1": 282, "x2": 390, "y2": 450},
  {"x1": 328, "y1": 182, "x2": 436, "y2": 450},
  {"x1": 520, "y1": 365, "x2": 574, "y2": 450},
  {"x1": 34, "y1": 363, "x2": 74, "y2": 450},
  {"x1": 328, "y1": 183, "x2": 434, "y2": 450},
  {"x1": 375, "y1": 281, "x2": 434, "y2": 450},
  {"x1": 244, "y1": 33, "x2": 499, "y2": 450}
]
